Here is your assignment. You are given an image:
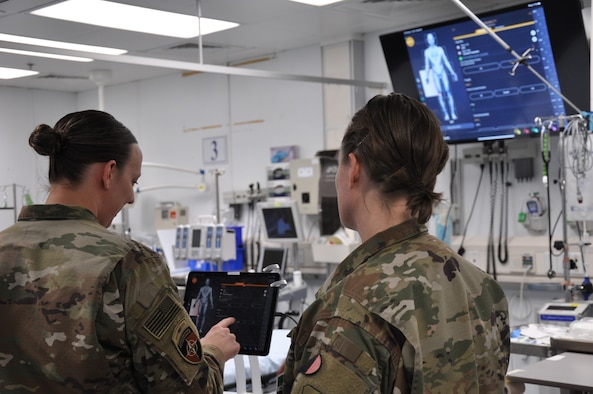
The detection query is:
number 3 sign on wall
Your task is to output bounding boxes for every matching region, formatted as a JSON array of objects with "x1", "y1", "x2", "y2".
[{"x1": 202, "y1": 136, "x2": 228, "y2": 165}]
